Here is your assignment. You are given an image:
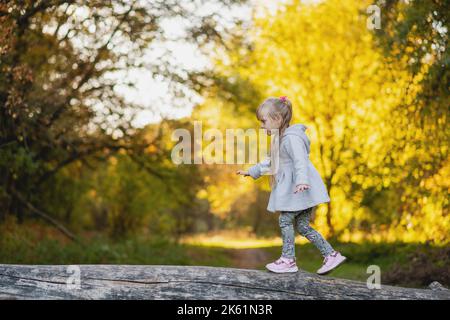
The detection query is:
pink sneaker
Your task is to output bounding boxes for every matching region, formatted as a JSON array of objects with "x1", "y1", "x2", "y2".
[
  {"x1": 266, "y1": 257, "x2": 298, "y2": 273},
  {"x1": 317, "y1": 251, "x2": 347, "y2": 275}
]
